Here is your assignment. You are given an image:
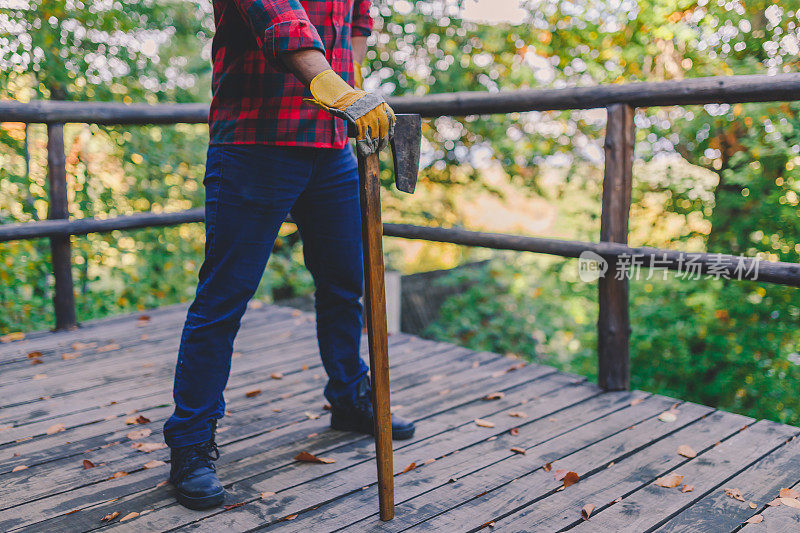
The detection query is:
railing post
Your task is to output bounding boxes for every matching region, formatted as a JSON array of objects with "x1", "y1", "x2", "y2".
[
  {"x1": 46, "y1": 122, "x2": 77, "y2": 330},
  {"x1": 598, "y1": 104, "x2": 635, "y2": 390}
]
